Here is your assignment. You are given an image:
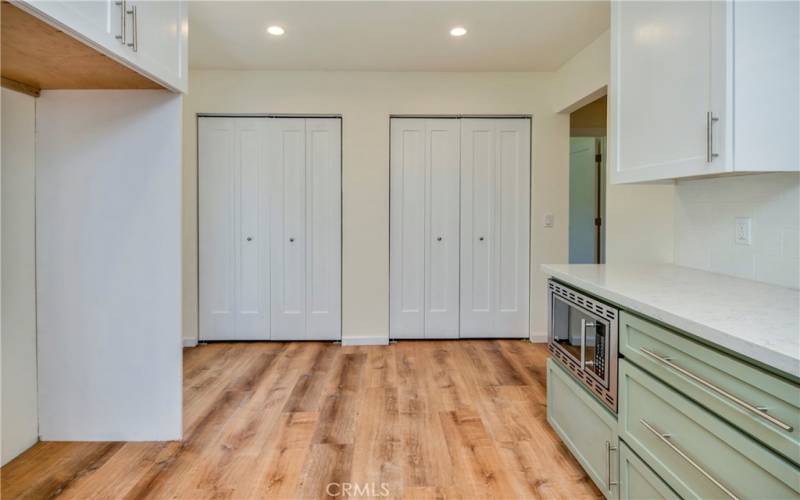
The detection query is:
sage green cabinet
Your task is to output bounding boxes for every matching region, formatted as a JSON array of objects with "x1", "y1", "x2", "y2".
[
  {"x1": 619, "y1": 359, "x2": 800, "y2": 499},
  {"x1": 547, "y1": 359, "x2": 620, "y2": 499},
  {"x1": 619, "y1": 440, "x2": 679, "y2": 500},
  {"x1": 619, "y1": 311, "x2": 800, "y2": 465}
]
